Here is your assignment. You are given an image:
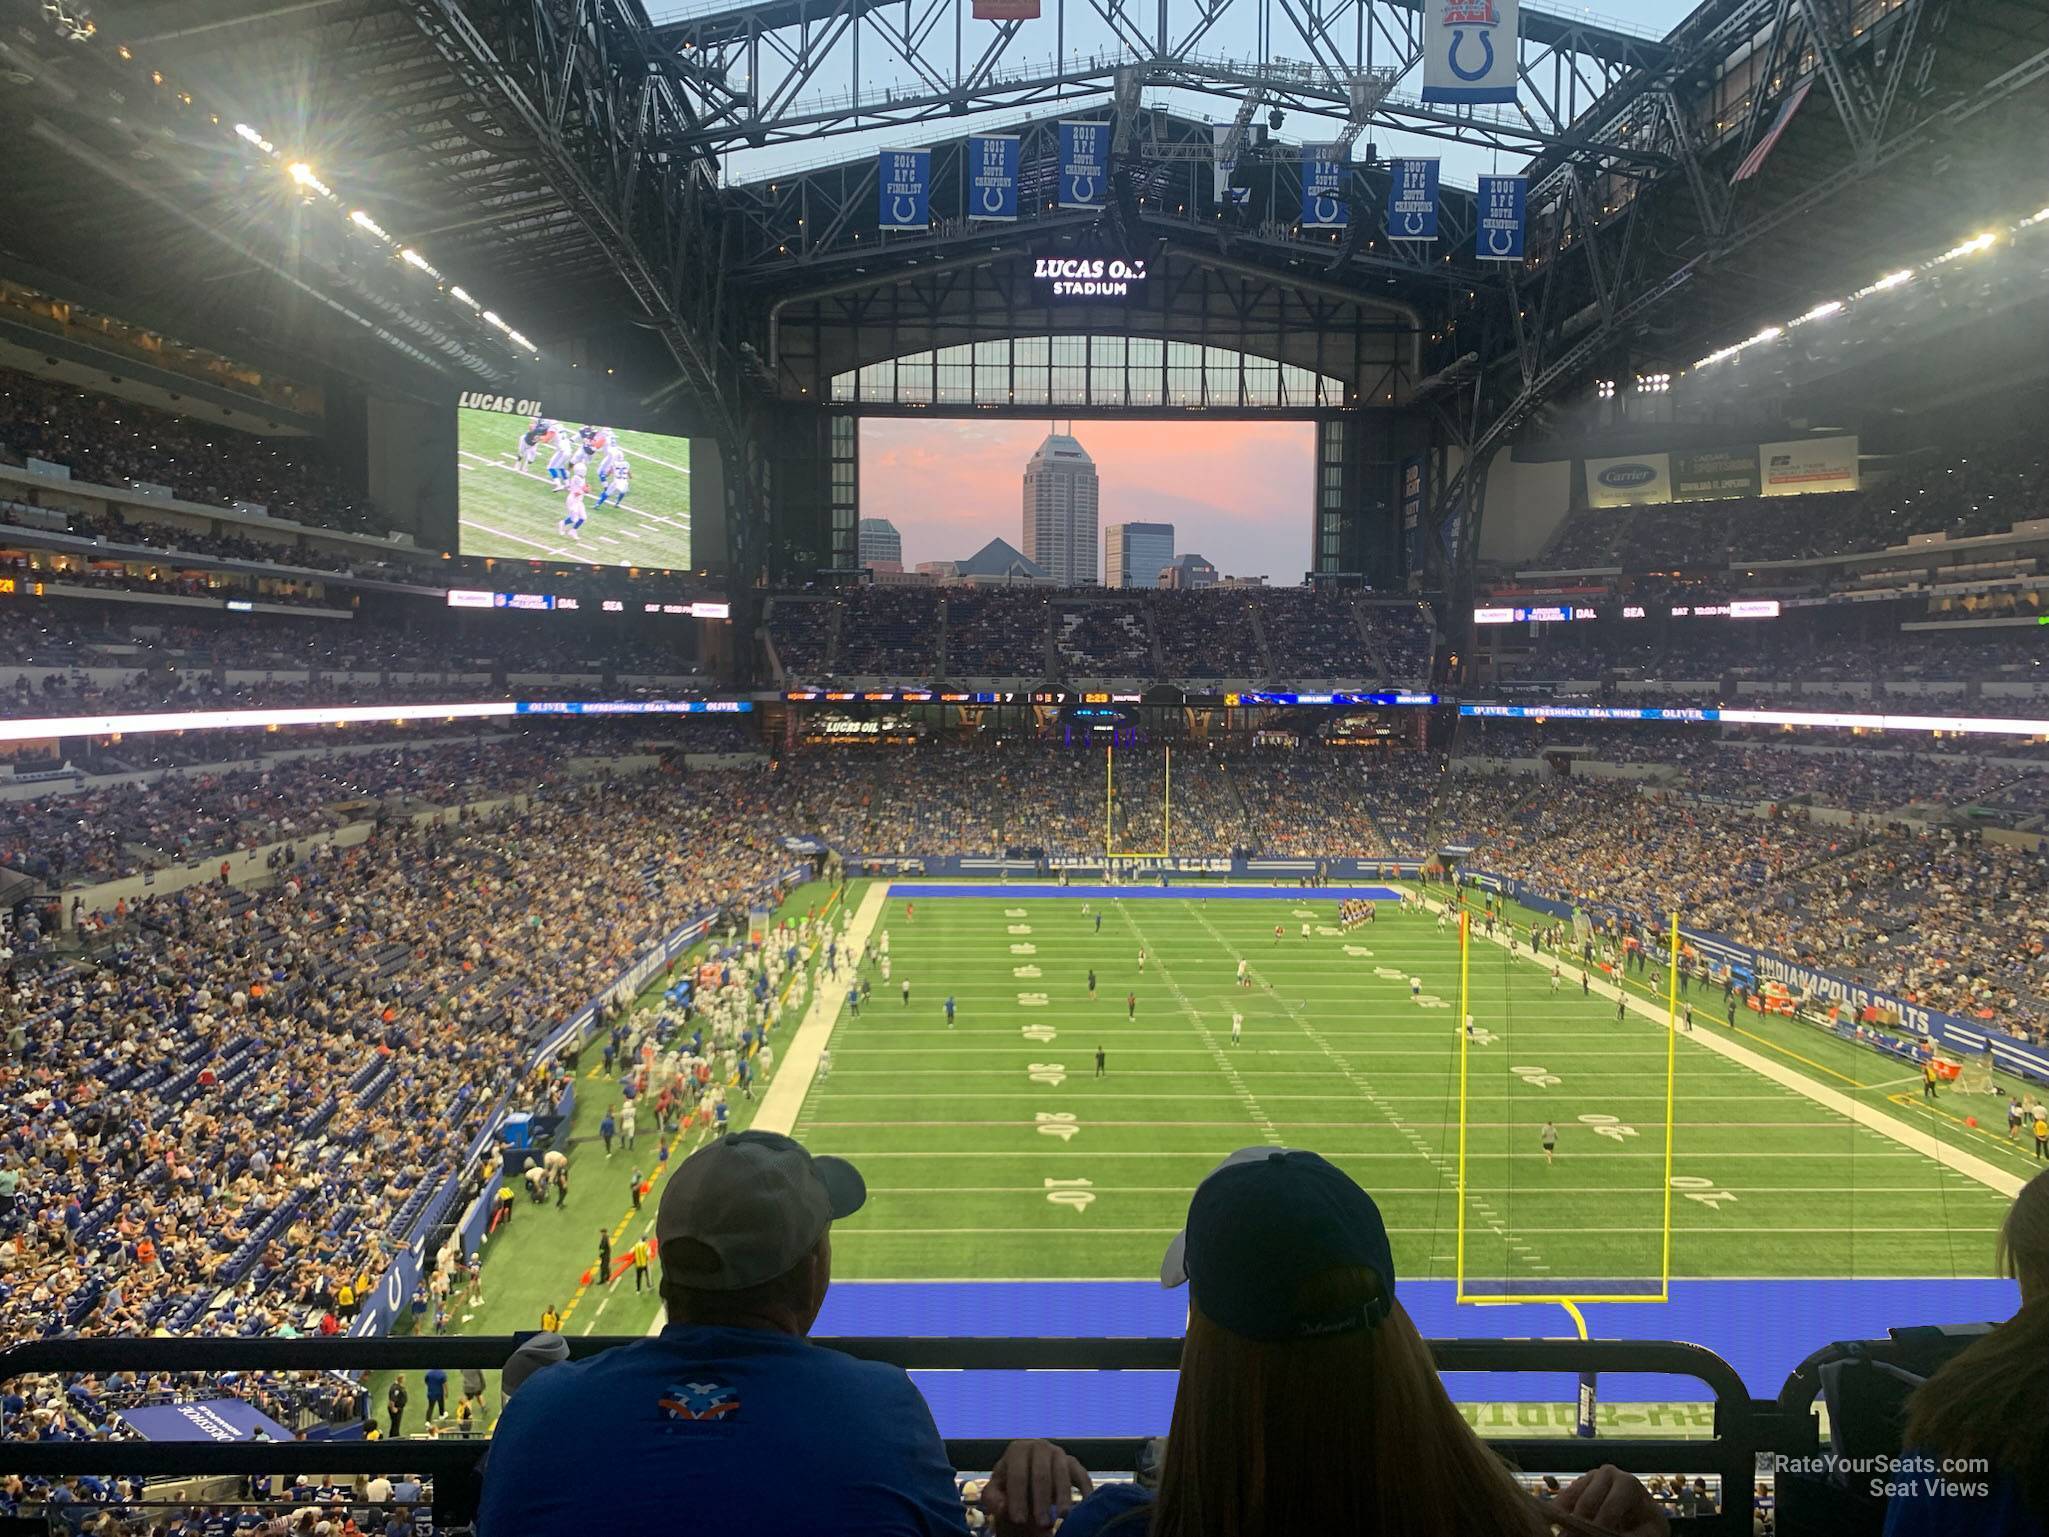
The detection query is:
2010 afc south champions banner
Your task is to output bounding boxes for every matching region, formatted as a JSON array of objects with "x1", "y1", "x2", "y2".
[
  {"x1": 968, "y1": 135, "x2": 1019, "y2": 221},
  {"x1": 1301, "y1": 148, "x2": 1348, "y2": 228},
  {"x1": 878, "y1": 148, "x2": 931, "y2": 230},
  {"x1": 1421, "y1": 0, "x2": 1520, "y2": 105},
  {"x1": 1475, "y1": 174, "x2": 1526, "y2": 260},
  {"x1": 1387, "y1": 159, "x2": 1440, "y2": 241},
  {"x1": 1059, "y1": 121, "x2": 1108, "y2": 209}
]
